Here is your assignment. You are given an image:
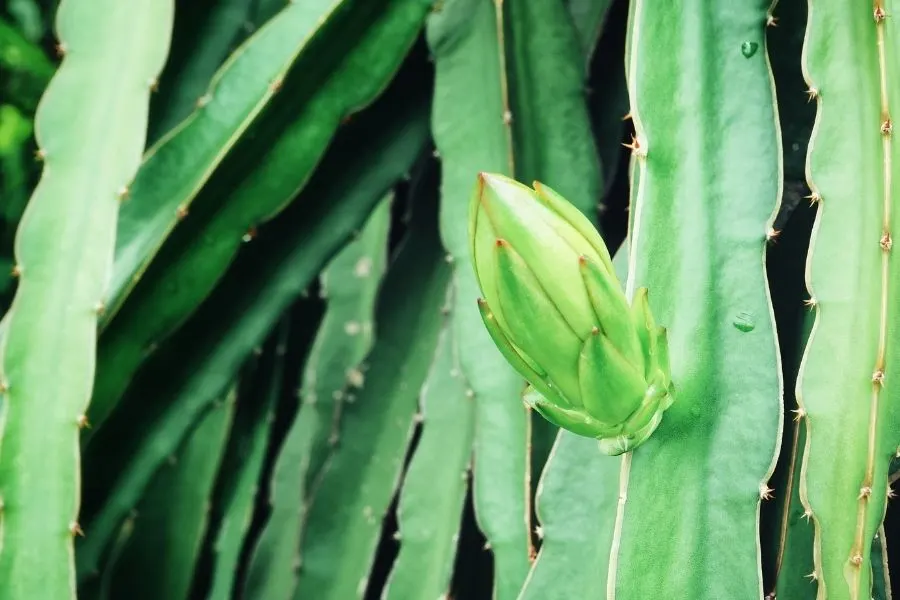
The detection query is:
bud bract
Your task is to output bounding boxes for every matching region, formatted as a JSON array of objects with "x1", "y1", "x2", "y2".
[{"x1": 469, "y1": 172, "x2": 674, "y2": 455}]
